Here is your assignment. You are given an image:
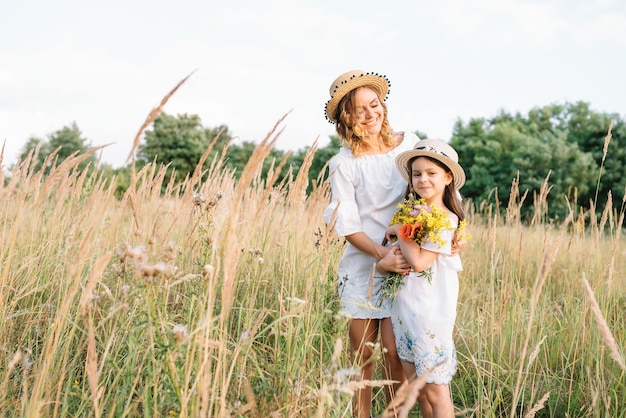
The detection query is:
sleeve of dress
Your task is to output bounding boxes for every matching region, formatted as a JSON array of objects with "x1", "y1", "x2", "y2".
[
  {"x1": 421, "y1": 228, "x2": 453, "y2": 255},
  {"x1": 422, "y1": 227, "x2": 463, "y2": 272},
  {"x1": 323, "y1": 157, "x2": 362, "y2": 237}
]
